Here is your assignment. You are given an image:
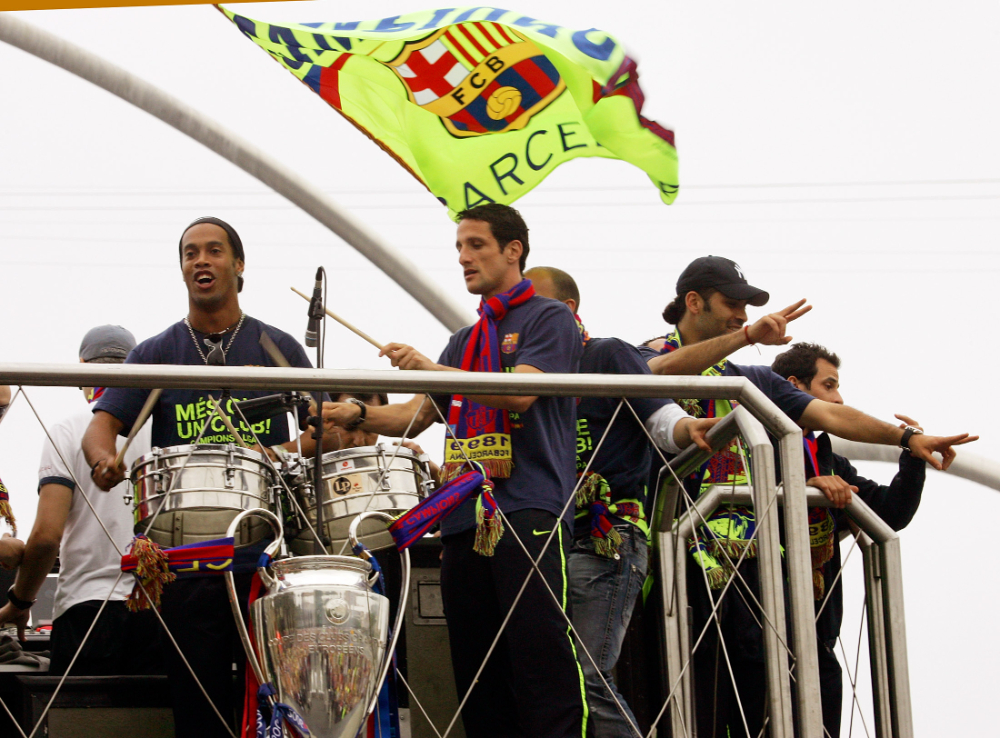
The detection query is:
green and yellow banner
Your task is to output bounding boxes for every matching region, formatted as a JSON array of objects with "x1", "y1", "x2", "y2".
[{"x1": 220, "y1": 6, "x2": 679, "y2": 217}]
